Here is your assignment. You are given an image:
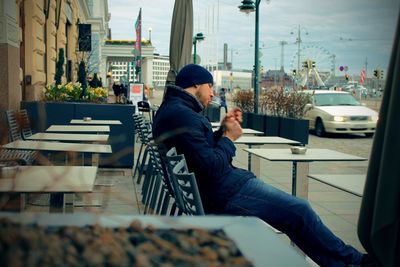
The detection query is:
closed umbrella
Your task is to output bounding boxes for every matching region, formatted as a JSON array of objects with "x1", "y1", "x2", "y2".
[
  {"x1": 358, "y1": 14, "x2": 400, "y2": 267},
  {"x1": 165, "y1": 0, "x2": 193, "y2": 86}
]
